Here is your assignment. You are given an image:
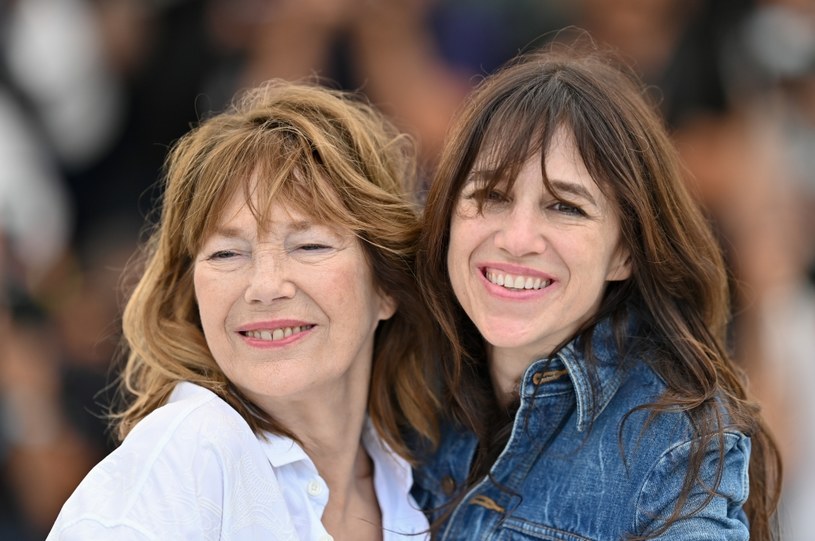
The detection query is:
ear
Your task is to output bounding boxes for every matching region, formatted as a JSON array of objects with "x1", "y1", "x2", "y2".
[
  {"x1": 377, "y1": 293, "x2": 398, "y2": 321},
  {"x1": 606, "y1": 247, "x2": 632, "y2": 282}
]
